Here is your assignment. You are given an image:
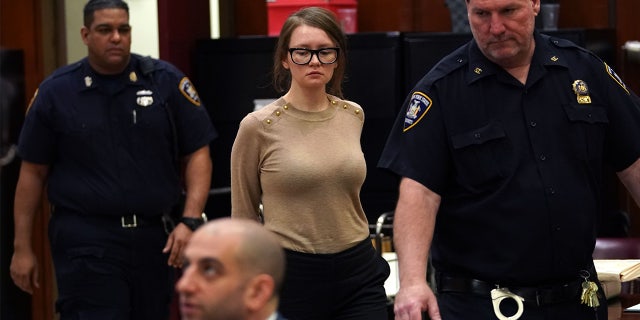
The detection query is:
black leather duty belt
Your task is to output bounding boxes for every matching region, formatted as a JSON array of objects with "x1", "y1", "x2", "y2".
[
  {"x1": 436, "y1": 273, "x2": 584, "y2": 306},
  {"x1": 52, "y1": 206, "x2": 169, "y2": 229},
  {"x1": 120, "y1": 214, "x2": 164, "y2": 228}
]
